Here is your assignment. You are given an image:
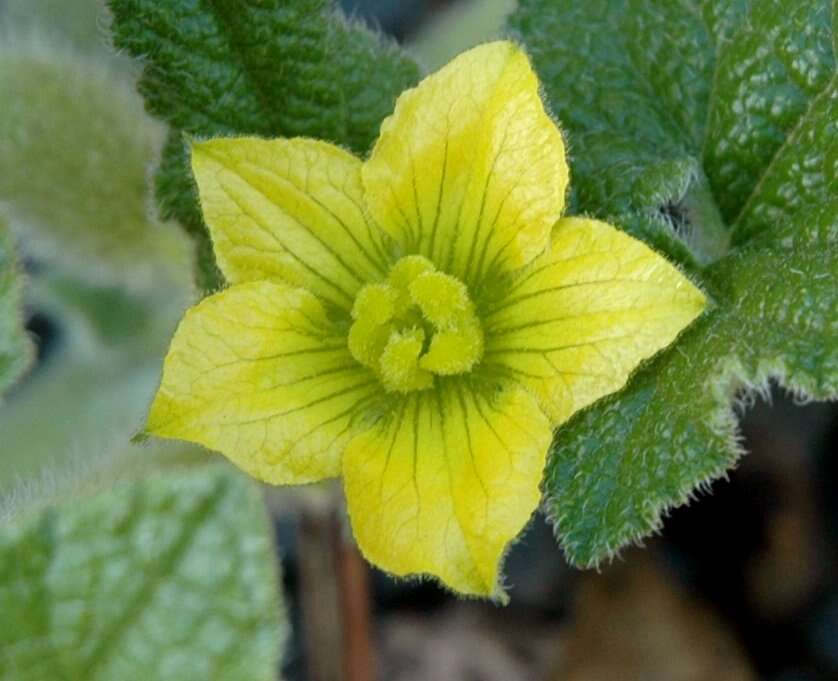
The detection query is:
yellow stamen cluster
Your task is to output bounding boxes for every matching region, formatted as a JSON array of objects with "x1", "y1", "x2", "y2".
[{"x1": 348, "y1": 255, "x2": 483, "y2": 392}]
